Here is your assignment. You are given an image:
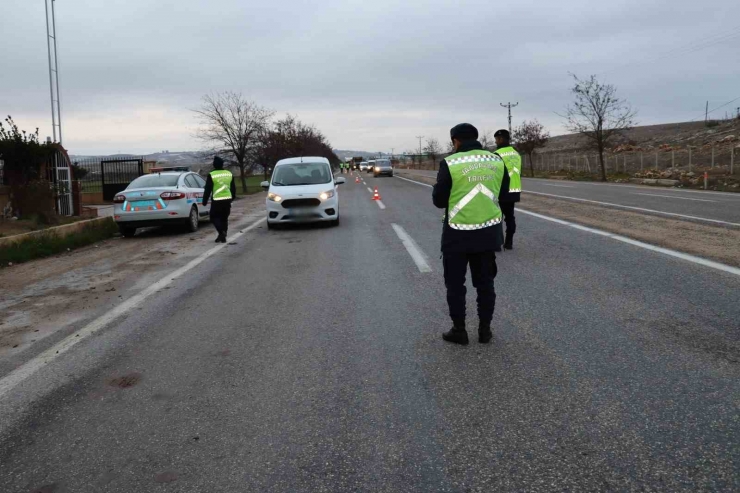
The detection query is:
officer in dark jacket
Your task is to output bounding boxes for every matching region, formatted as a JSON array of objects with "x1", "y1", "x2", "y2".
[
  {"x1": 433, "y1": 124, "x2": 510, "y2": 345},
  {"x1": 202, "y1": 156, "x2": 237, "y2": 243},
  {"x1": 494, "y1": 129, "x2": 521, "y2": 250}
]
